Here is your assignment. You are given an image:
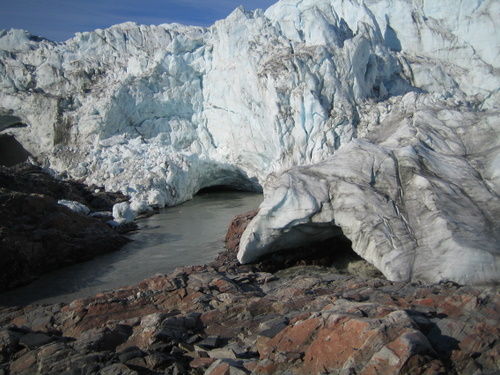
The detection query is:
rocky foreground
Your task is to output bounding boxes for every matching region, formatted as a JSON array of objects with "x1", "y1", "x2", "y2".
[
  {"x1": 0, "y1": 164, "x2": 131, "y2": 291},
  {"x1": 0, "y1": 211, "x2": 498, "y2": 375}
]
